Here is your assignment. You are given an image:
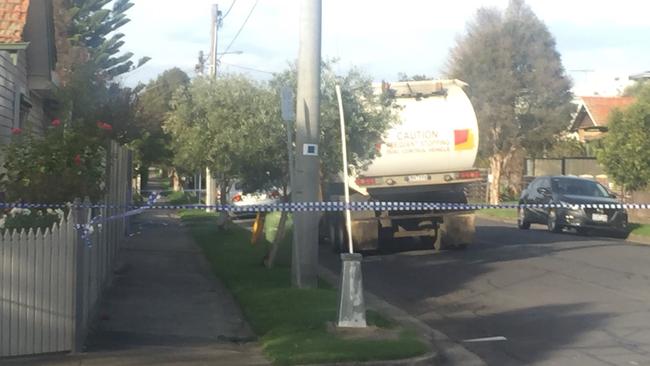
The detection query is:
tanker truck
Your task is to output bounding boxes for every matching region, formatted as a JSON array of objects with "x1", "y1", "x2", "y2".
[{"x1": 321, "y1": 79, "x2": 481, "y2": 252}]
